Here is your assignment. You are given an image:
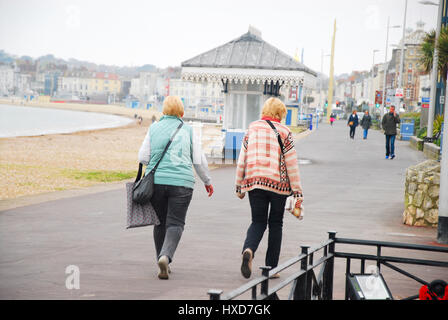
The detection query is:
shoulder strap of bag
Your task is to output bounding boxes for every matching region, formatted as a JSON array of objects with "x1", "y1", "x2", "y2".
[
  {"x1": 151, "y1": 121, "x2": 184, "y2": 173},
  {"x1": 135, "y1": 121, "x2": 184, "y2": 182},
  {"x1": 135, "y1": 163, "x2": 143, "y2": 183},
  {"x1": 266, "y1": 120, "x2": 284, "y2": 154}
]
